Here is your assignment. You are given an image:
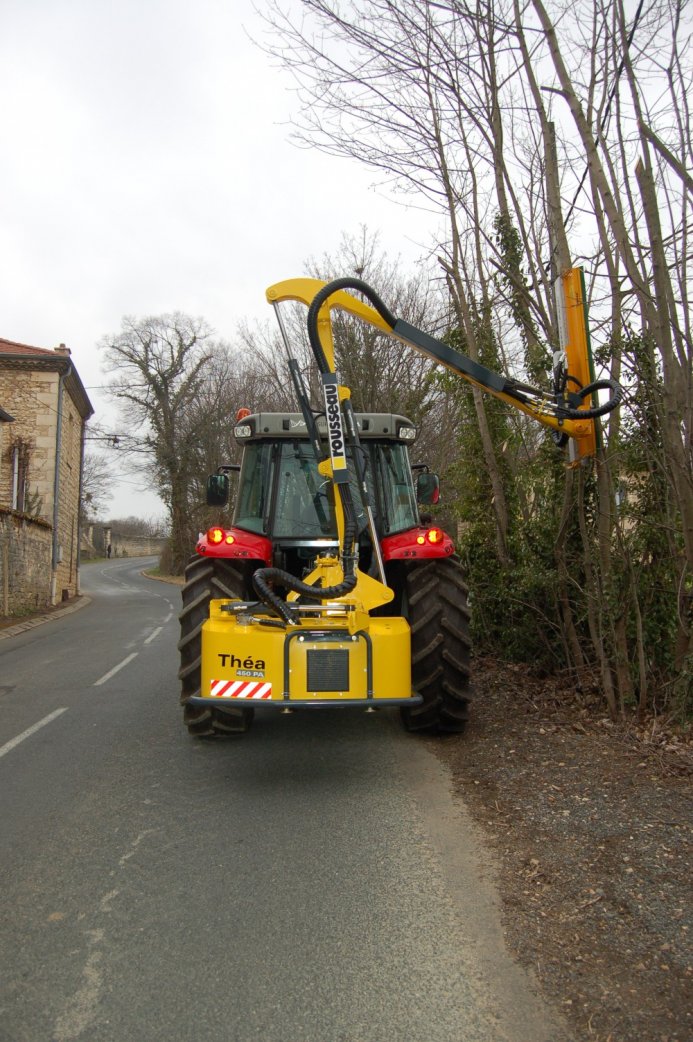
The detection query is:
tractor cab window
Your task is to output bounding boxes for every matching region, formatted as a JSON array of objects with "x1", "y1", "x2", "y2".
[
  {"x1": 373, "y1": 444, "x2": 419, "y2": 535},
  {"x1": 234, "y1": 440, "x2": 337, "y2": 539},
  {"x1": 234, "y1": 442, "x2": 276, "y2": 534},
  {"x1": 234, "y1": 437, "x2": 418, "y2": 541},
  {"x1": 273, "y1": 443, "x2": 336, "y2": 538}
]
